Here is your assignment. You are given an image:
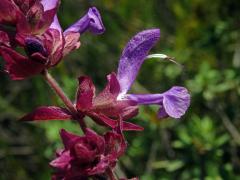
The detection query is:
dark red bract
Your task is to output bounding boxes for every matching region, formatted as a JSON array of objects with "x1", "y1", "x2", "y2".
[
  {"x1": 50, "y1": 128, "x2": 126, "y2": 179},
  {"x1": 20, "y1": 73, "x2": 143, "y2": 131},
  {"x1": 0, "y1": 5, "x2": 105, "y2": 80},
  {"x1": 0, "y1": 0, "x2": 59, "y2": 35},
  {"x1": 0, "y1": 28, "x2": 64, "y2": 80},
  {"x1": 76, "y1": 73, "x2": 142, "y2": 131}
]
